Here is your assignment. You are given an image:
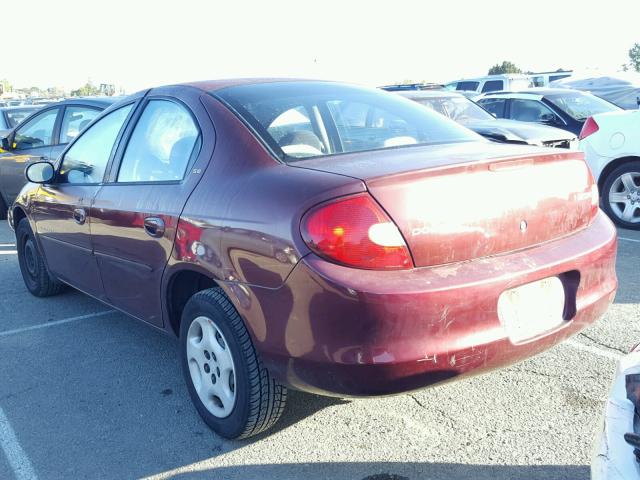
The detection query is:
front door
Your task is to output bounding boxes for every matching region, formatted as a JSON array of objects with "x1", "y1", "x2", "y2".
[
  {"x1": 0, "y1": 107, "x2": 59, "y2": 206},
  {"x1": 91, "y1": 90, "x2": 211, "y2": 327},
  {"x1": 31, "y1": 103, "x2": 135, "y2": 298}
]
